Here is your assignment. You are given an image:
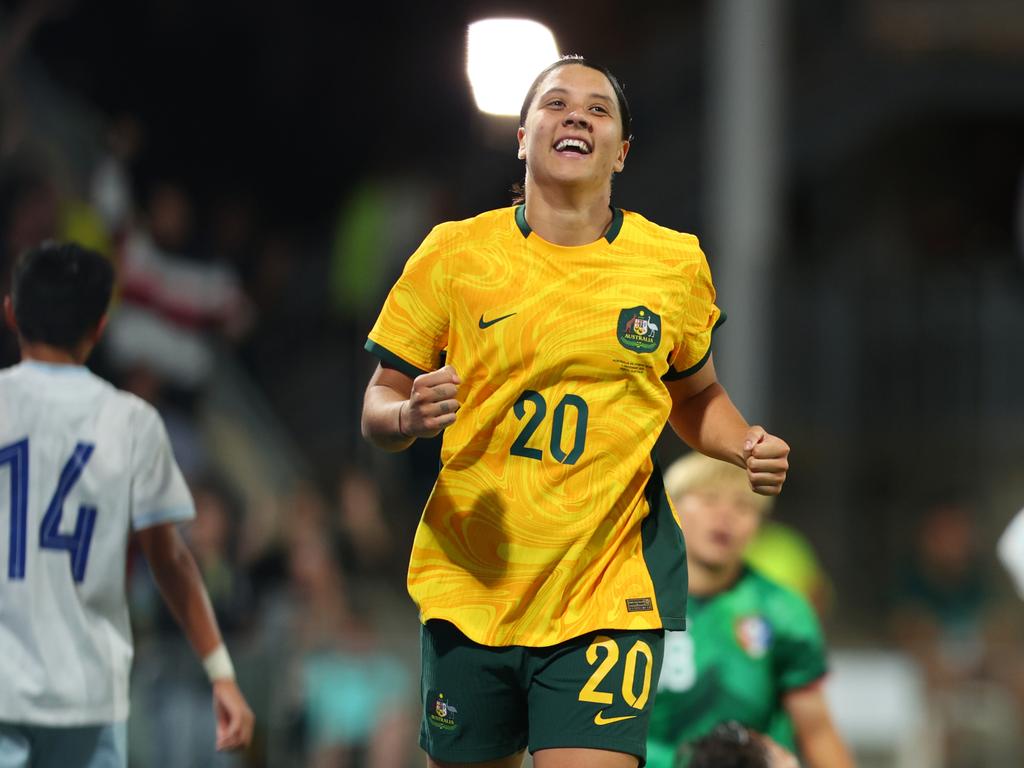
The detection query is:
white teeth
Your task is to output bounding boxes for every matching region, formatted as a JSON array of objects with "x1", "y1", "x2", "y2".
[{"x1": 555, "y1": 138, "x2": 590, "y2": 153}]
